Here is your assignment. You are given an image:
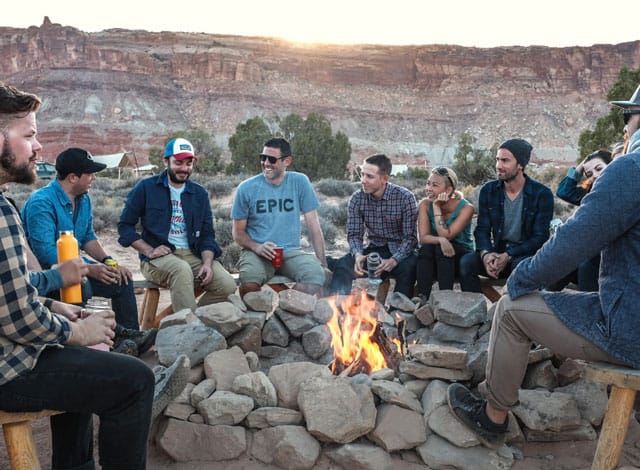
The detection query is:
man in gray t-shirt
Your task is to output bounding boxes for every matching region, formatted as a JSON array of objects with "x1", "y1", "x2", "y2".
[
  {"x1": 231, "y1": 137, "x2": 327, "y2": 299},
  {"x1": 459, "y1": 139, "x2": 554, "y2": 293}
]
